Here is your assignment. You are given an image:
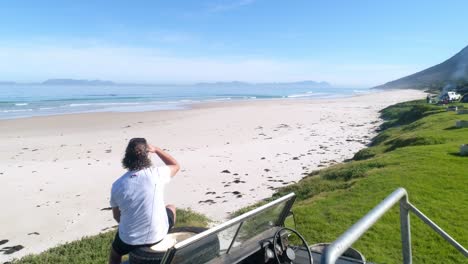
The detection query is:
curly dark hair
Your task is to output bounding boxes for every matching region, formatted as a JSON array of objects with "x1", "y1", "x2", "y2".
[{"x1": 122, "y1": 138, "x2": 152, "y2": 171}]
